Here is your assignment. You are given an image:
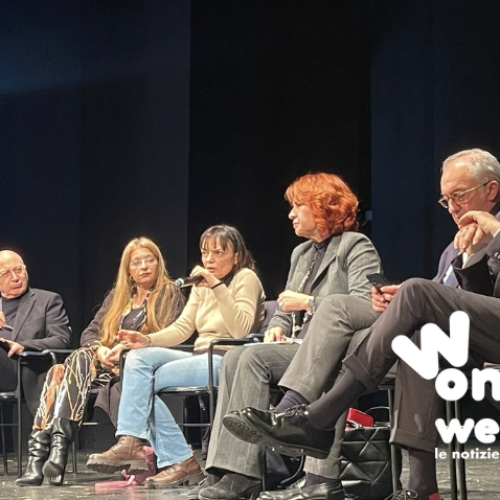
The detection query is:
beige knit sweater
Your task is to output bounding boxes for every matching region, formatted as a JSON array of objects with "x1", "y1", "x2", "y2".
[{"x1": 148, "y1": 268, "x2": 265, "y2": 352}]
